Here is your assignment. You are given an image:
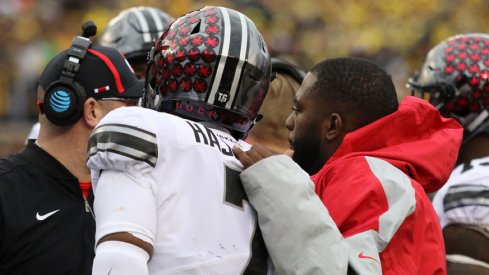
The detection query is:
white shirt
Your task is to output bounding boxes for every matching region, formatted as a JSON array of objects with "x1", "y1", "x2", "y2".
[{"x1": 432, "y1": 156, "x2": 489, "y2": 228}]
